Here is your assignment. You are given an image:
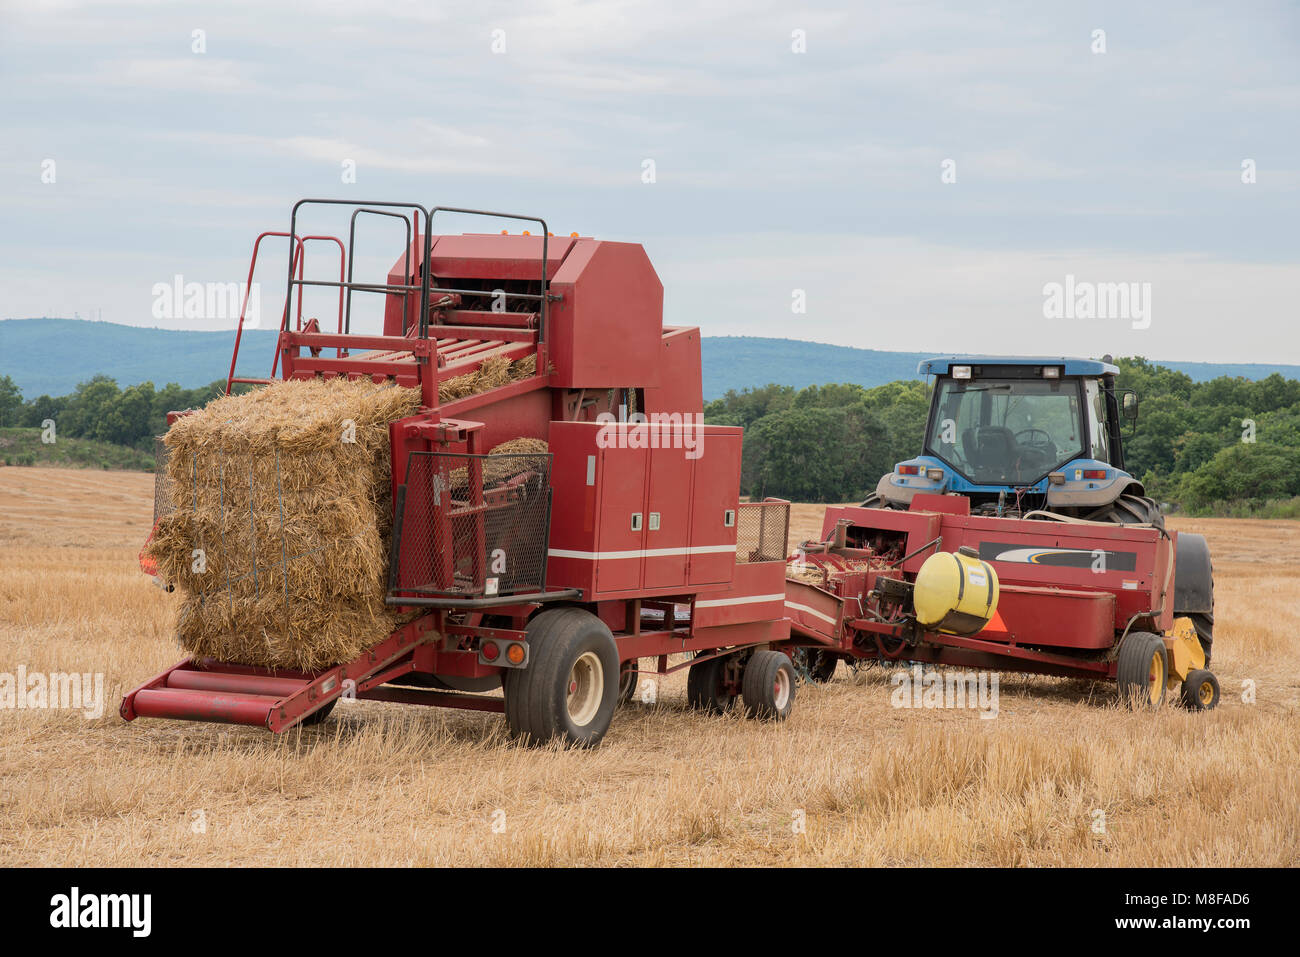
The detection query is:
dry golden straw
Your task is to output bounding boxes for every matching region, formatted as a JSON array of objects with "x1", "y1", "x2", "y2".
[{"x1": 148, "y1": 377, "x2": 421, "y2": 670}]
